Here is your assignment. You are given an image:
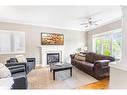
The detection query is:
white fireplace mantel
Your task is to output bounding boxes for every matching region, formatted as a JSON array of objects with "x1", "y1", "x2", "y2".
[{"x1": 40, "y1": 45, "x2": 64, "y2": 66}]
